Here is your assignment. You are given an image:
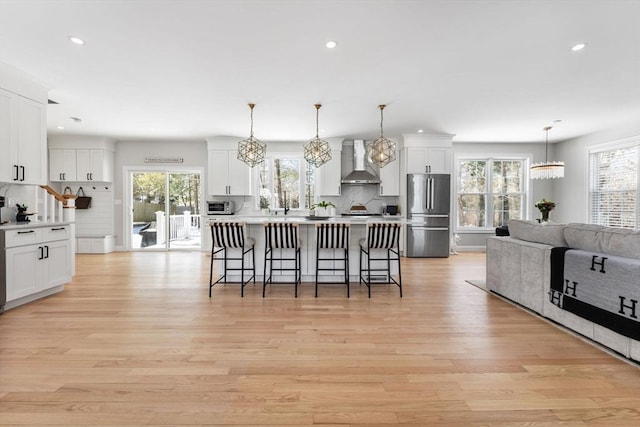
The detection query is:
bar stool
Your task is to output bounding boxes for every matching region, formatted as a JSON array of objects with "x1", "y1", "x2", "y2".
[
  {"x1": 263, "y1": 222, "x2": 302, "y2": 297},
  {"x1": 314, "y1": 222, "x2": 350, "y2": 297},
  {"x1": 359, "y1": 222, "x2": 403, "y2": 298},
  {"x1": 209, "y1": 221, "x2": 255, "y2": 297}
]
